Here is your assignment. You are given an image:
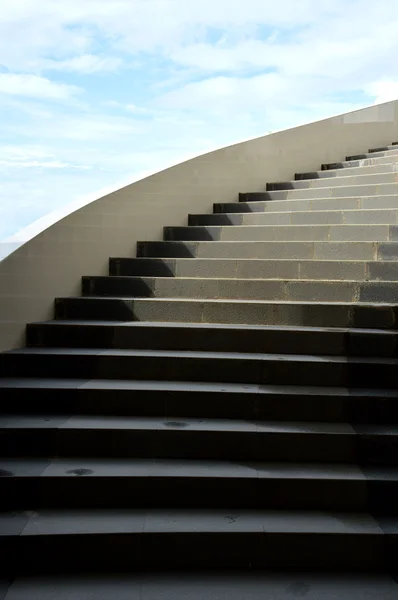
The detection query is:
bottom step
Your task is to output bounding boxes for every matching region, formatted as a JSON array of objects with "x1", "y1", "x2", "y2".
[
  {"x1": 0, "y1": 508, "x2": 396, "y2": 574},
  {"x1": 3, "y1": 571, "x2": 398, "y2": 599}
]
